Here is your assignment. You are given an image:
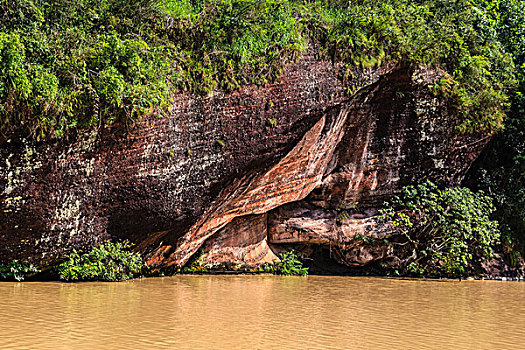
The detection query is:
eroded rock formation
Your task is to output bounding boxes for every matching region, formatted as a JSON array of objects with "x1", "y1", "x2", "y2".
[{"x1": 0, "y1": 55, "x2": 489, "y2": 271}]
